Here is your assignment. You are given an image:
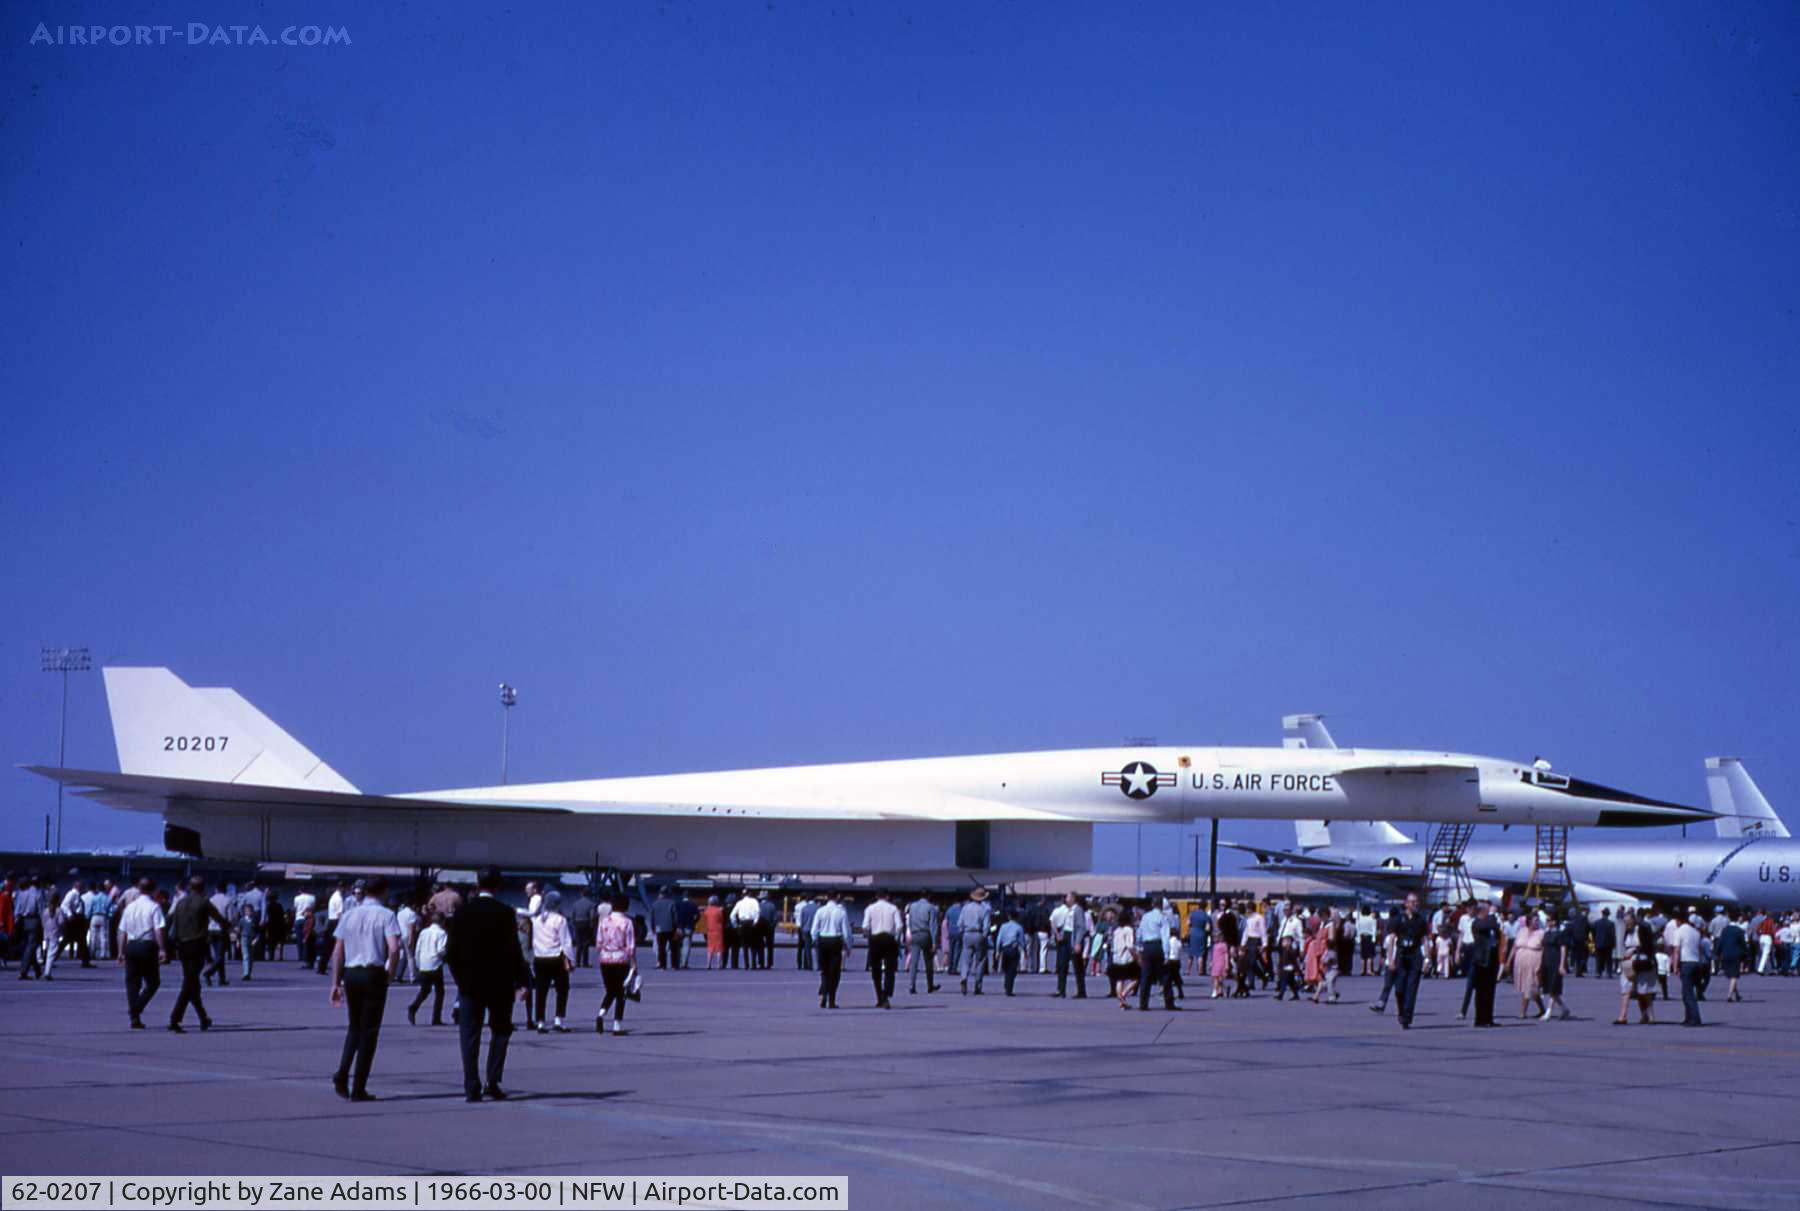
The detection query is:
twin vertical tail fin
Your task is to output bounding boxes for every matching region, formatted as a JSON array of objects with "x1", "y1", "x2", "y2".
[
  {"x1": 1285, "y1": 714, "x2": 1337, "y2": 850},
  {"x1": 102, "y1": 667, "x2": 359, "y2": 793},
  {"x1": 1706, "y1": 757, "x2": 1788, "y2": 839}
]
